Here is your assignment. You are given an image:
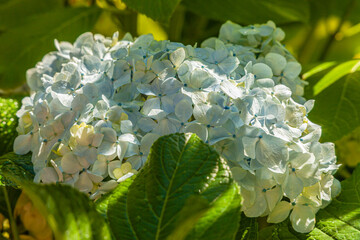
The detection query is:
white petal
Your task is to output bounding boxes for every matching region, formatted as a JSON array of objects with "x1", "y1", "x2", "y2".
[
  {"x1": 265, "y1": 53, "x2": 286, "y2": 75},
  {"x1": 101, "y1": 127, "x2": 117, "y2": 142},
  {"x1": 242, "y1": 136, "x2": 258, "y2": 159},
  {"x1": 284, "y1": 62, "x2": 301, "y2": 79},
  {"x1": 255, "y1": 135, "x2": 288, "y2": 171},
  {"x1": 184, "y1": 123, "x2": 208, "y2": 142},
  {"x1": 108, "y1": 160, "x2": 122, "y2": 179},
  {"x1": 284, "y1": 173, "x2": 303, "y2": 200},
  {"x1": 265, "y1": 186, "x2": 282, "y2": 211},
  {"x1": 61, "y1": 152, "x2": 83, "y2": 174},
  {"x1": 243, "y1": 191, "x2": 267, "y2": 217},
  {"x1": 175, "y1": 99, "x2": 193, "y2": 123},
  {"x1": 14, "y1": 134, "x2": 32, "y2": 155},
  {"x1": 39, "y1": 167, "x2": 59, "y2": 184},
  {"x1": 290, "y1": 205, "x2": 316, "y2": 233},
  {"x1": 170, "y1": 48, "x2": 185, "y2": 68},
  {"x1": 98, "y1": 141, "x2": 117, "y2": 156},
  {"x1": 137, "y1": 118, "x2": 157, "y2": 132},
  {"x1": 120, "y1": 120, "x2": 133, "y2": 133},
  {"x1": 92, "y1": 159, "x2": 108, "y2": 177},
  {"x1": 220, "y1": 80, "x2": 243, "y2": 99},
  {"x1": 253, "y1": 63, "x2": 273, "y2": 79},
  {"x1": 117, "y1": 172, "x2": 135, "y2": 182},
  {"x1": 118, "y1": 133, "x2": 139, "y2": 145},
  {"x1": 267, "y1": 201, "x2": 292, "y2": 223},
  {"x1": 87, "y1": 171, "x2": 103, "y2": 183},
  {"x1": 140, "y1": 133, "x2": 160, "y2": 154},
  {"x1": 274, "y1": 85, "x2": 292, "y2": 100},
  {"x1": 218, "y1": 56, "x2": 239, "y2": 74},
  {"x1": 74, "y1": 172, "x2": 93, "y2": 193},
  {"x1": 92, "y1": 133, "x2": 104, "y2": 147}
]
